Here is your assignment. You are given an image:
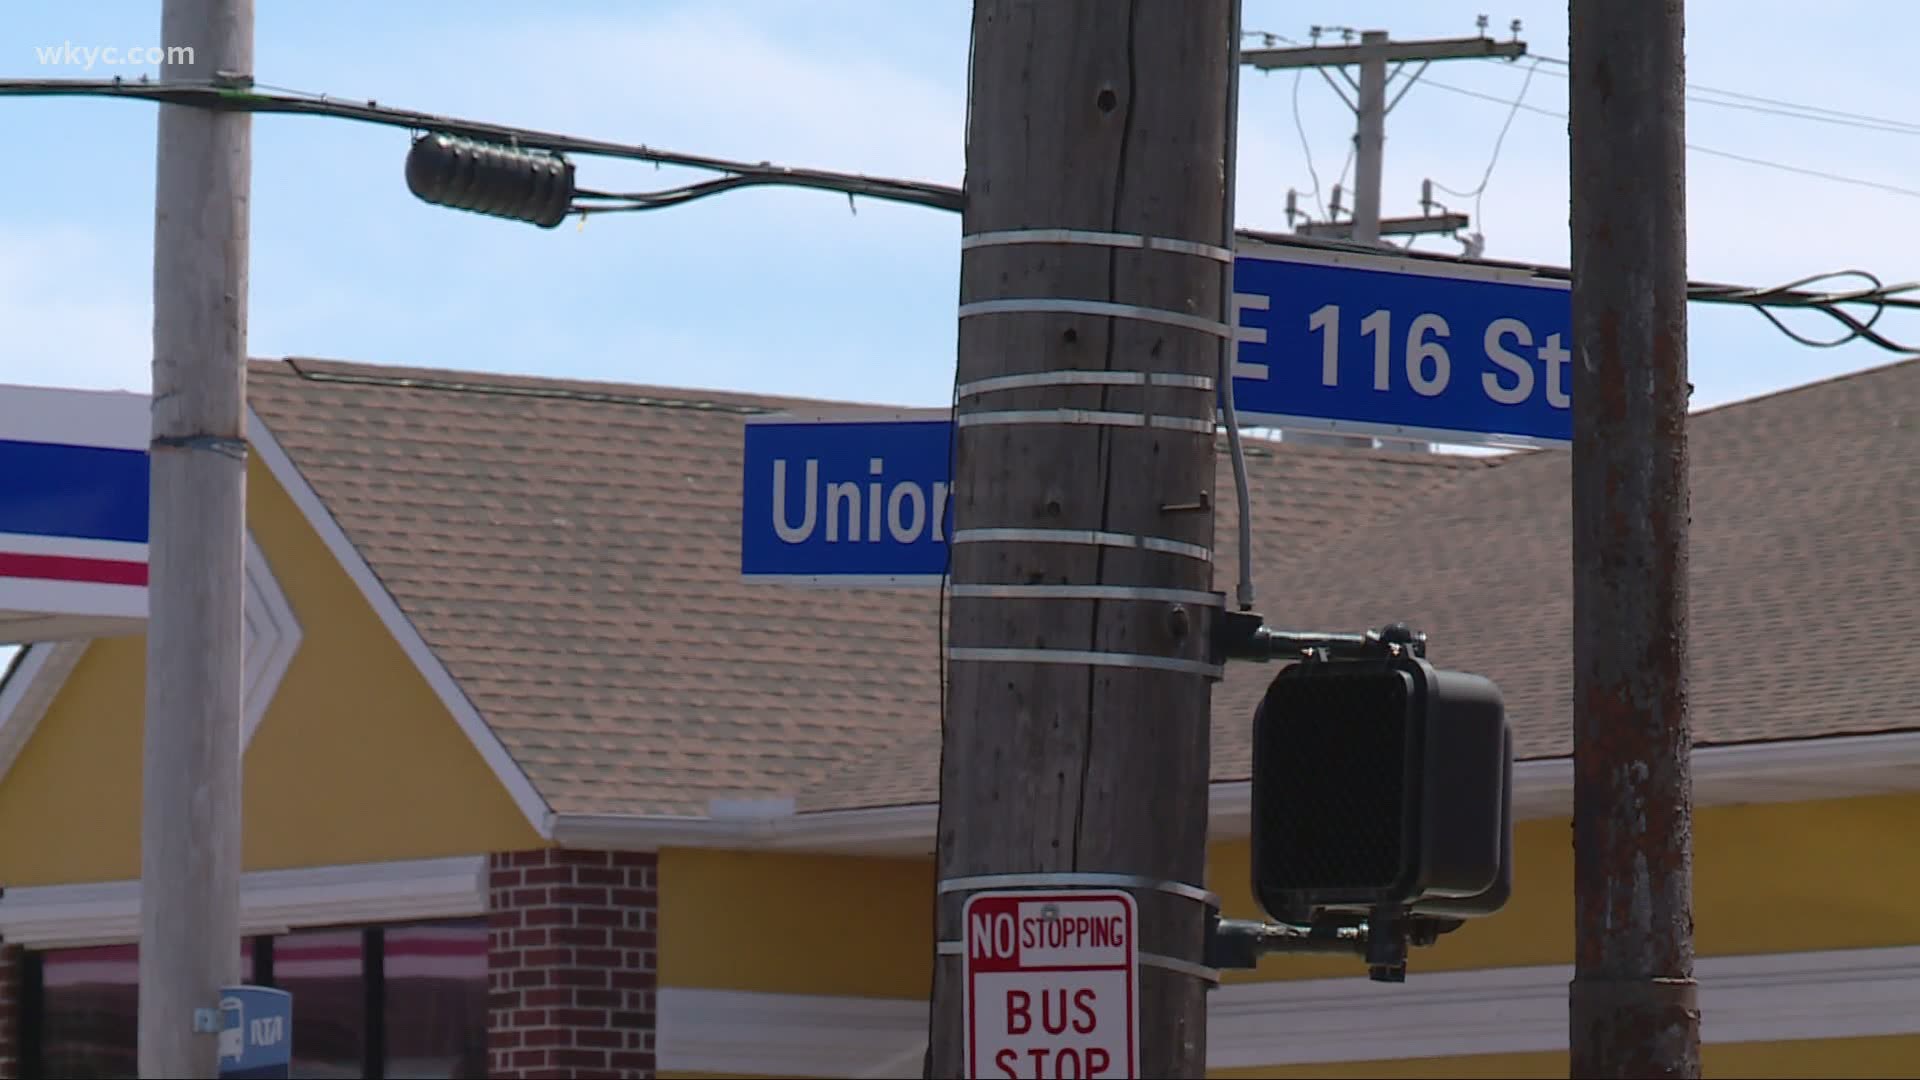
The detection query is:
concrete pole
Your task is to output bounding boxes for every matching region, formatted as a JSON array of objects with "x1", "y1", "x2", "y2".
[
  {"x1": 140, "y1": 0, "x2": 253, "y2": 1074},
  {"x1": 1567, "y1": 0, "x2": 1701, "y2": 1075}
]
